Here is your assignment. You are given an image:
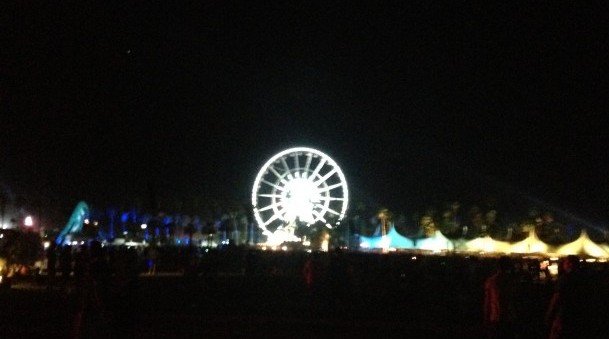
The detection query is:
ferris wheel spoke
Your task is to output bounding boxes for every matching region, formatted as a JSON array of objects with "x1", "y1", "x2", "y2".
[
  {"x1": 258, "y1": 201, "x2": 284, "y2": 212},
  {"x1": 309, "y1": 158, "x2": 327, "y2": 181},
  {"x1": 269, "y1": 167, "x2": 288, "y2": 184},
  {"x1": 303, "y1": 153, "x2": 313, "y2": 179},
  {"x1": 258, "y1": 193, "x2": 283, "y2": 198},
  {"x1": 324, "y1": 207, "x2": 341, "y2": 216},
  {"x1": 280, "y1": 157, "x2": 294, "y2": 180},
  {"x1": 312, "y1": 210, "x2": 326, "y2": 223},
  {"x1": 261, "y1": 179, "x2": 286, "y2": 191},
  {"x1": 316, "y1": 182, "x2": 343, "y2": 193},
  {"x1": 293, "y1": 154, "x2": 300, "y2": 173},
  {"x1": 318, "y1": 196, "x2": 345, "y2": 201},
  {"x1": 313, "y1": 202, "x2": 330, "y2": 213},
  {"x1": 314, "y1": 168, "x2": 337, "y2": 186},
  {"x1": 263, "y1": 212, "x2": 283, "y2": 227}
]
